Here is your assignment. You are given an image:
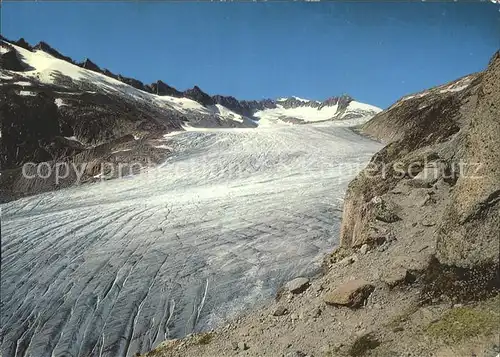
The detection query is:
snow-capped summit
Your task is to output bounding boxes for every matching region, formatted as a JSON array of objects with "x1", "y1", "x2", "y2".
[
  {"x1": 255, "y1": 94, "x2": 382, "y2": 126},
  {"x1": 277, "y1": 96, "x2": 317, "y2": 103}
]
